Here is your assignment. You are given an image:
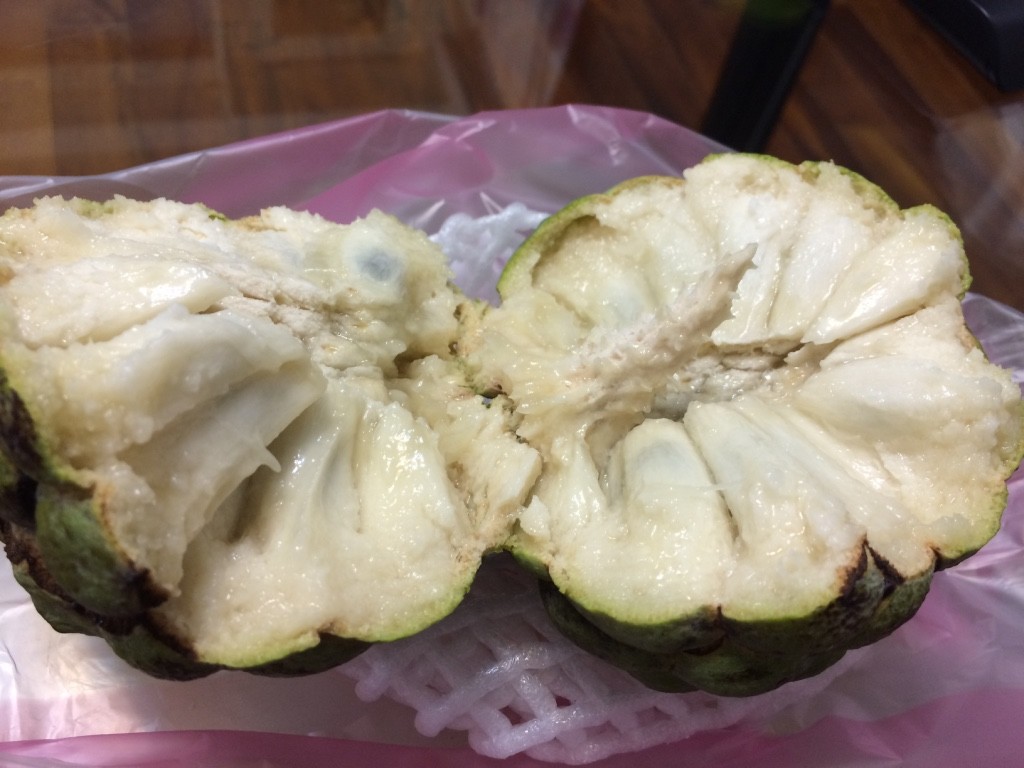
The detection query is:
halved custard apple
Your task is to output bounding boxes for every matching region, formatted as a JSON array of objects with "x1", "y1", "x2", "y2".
[
  {"x1": 460, "y1": 153, "x2": 1024, "y2": 695},
  {"x1": 0, "y1": 197, "x2": 539, "y2": 678},
  {"x1": 1, "y1": 152, "x2": 1020, "y2": 696}
]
